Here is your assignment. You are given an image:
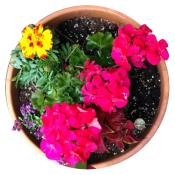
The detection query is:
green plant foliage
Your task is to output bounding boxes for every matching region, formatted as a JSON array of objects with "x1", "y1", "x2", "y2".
[
  {"x1": 69, "y1": 45, "x2": 88, "y2": 67},
  {"x1": 86, "y1": 32, "x2": 114, "y2": 51},
  {"x1": 86, "y1": 32, "x2": 115, "y2": 67},
  {"x1": 58, "y1": 42, "x2": 73, "y2": 61},
  {"x1": 75, "y1": 160, "x2": 87, "y2": 169},
  {"x1": 90, "y1": 49, "x2": 115, "y2": 67},
  {"x1": 31, "y1": 71, "x2": 84, "y2": 112},
  {"x1": 10, "y1": 46, "x2": 62, "y2": 87}
]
